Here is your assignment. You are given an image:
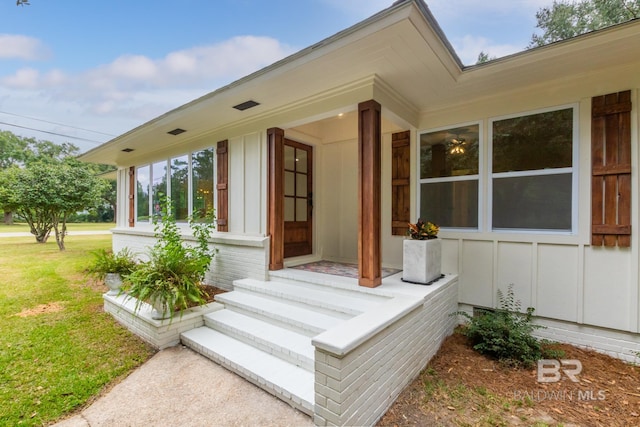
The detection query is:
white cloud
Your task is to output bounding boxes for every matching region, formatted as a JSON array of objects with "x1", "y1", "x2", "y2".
[
  {"x1": 2, "y1": 68, "x2": 39, "y2": 89},
  {"x1": 3, "y1": 35, "x2": 293, "y2": 109},
  {"x1": 76, "y1": 35, "x2": 292, "y2": 94},
  {"x1": 0, "y1": 35, "x2": 294, "y2": 150},
  {"x1": 0, "y1": 34, "x2": 50, "y2": 60}
]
